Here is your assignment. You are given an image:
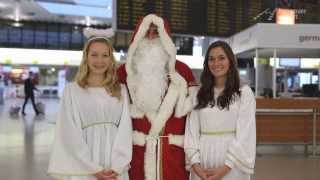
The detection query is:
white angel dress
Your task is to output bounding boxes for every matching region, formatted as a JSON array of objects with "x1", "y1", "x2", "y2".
[
  {"x1": 48, "y1": 82, "x2": 132, "y2": 180},
  {"x1": 184, "y1": 85, "x2": 256, "y2": 180}
]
